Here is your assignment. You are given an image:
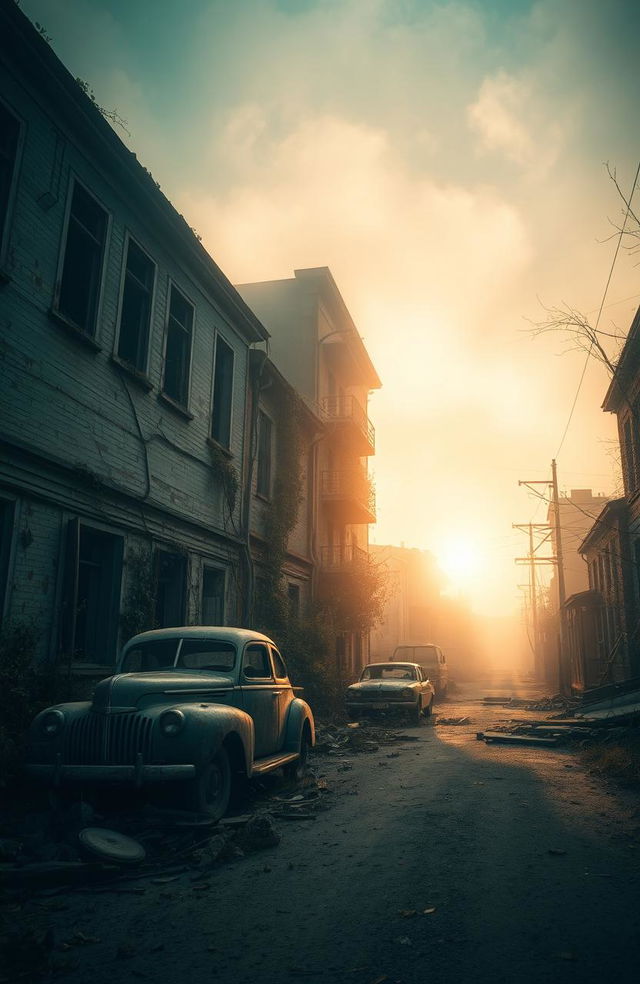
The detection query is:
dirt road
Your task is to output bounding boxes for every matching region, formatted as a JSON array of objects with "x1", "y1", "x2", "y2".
[{"x1": 10, "y1": 684, "x2": 640, "y2": 983}]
